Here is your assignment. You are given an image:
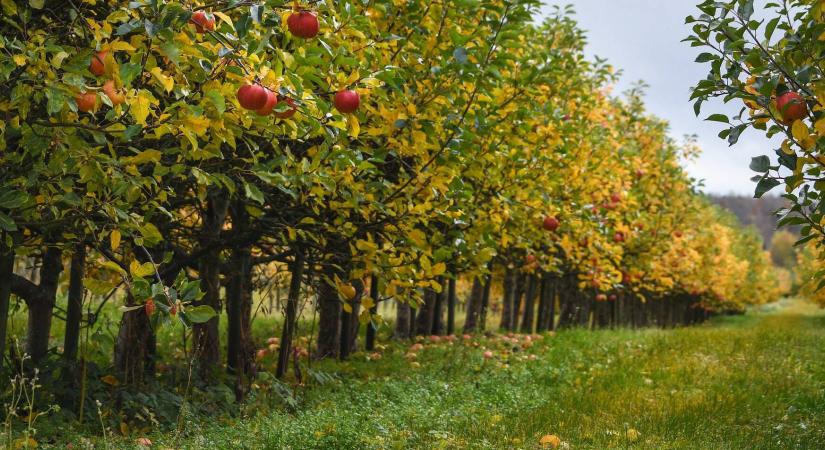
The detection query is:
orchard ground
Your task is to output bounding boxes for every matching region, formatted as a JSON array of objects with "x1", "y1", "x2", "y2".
[{"x1": 56, "y1": 298, "x2": 825, "y2": 449}]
